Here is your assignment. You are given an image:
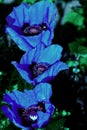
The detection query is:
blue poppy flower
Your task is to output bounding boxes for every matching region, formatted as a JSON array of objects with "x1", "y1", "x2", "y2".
[
  {"x1": 6, "y1": 1, "x2": 59, "y2": 51},
  {"x1": 11, "y1": 44, "x2": 69, "y2": 85},
  {"x1": 2, "y1": 83, "x2": 54, "y2": 129}
]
